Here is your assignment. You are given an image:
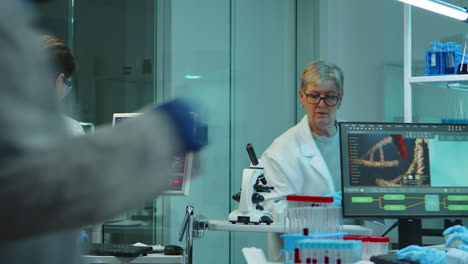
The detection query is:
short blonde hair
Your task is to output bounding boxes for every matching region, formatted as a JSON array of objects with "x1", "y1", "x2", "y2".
[{"x1": 300, "y1": 61, "x2": 344, "y2": 95}]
